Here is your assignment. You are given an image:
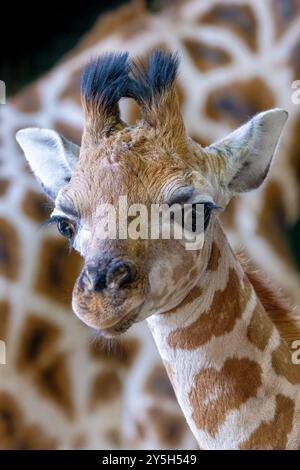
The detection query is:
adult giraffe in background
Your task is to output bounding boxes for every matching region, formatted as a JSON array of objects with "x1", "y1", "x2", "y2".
[{"x1": 1, "y1": 0, "x2": 300, "y2": 449}]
